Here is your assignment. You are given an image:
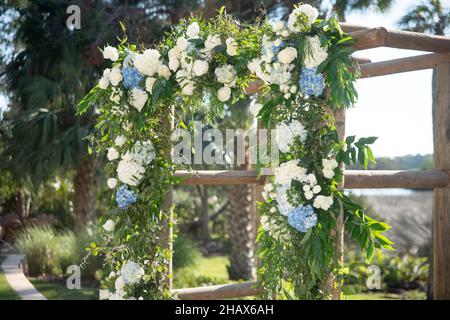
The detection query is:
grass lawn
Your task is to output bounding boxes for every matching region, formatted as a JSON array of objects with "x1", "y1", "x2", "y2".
[
  {"x1": 28, "y1": 278, "x2": 97, "y2": 300},
  {"x1": 0, "y1": 256, "x2": 22, "y2": 300}
]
